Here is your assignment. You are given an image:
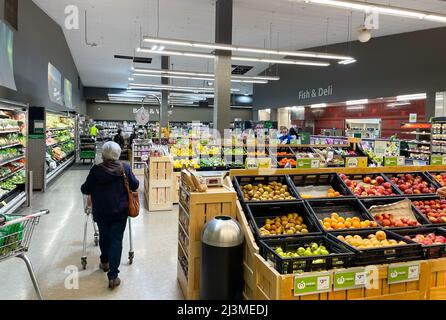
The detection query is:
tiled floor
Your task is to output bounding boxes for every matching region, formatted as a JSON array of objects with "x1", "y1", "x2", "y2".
[{"x1": 0, "y1": 167, "x2": 183, "y2": 300}]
